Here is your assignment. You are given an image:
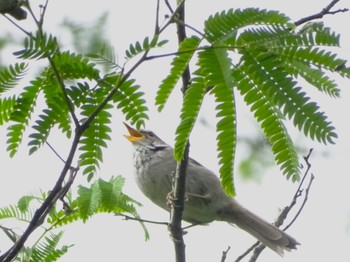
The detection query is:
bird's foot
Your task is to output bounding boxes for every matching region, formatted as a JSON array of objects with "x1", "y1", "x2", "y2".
[{"x1": 166, "y1": 191, "x2": 210, "y2": 208}]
